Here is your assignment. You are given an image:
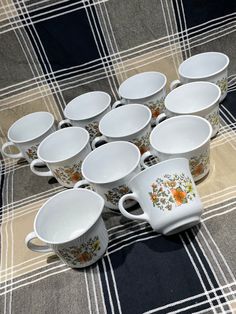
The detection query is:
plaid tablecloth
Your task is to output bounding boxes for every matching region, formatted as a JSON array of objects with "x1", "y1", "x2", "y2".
[{"x1": 1, "y1": 1, "x2": 236, "y2": 313}]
